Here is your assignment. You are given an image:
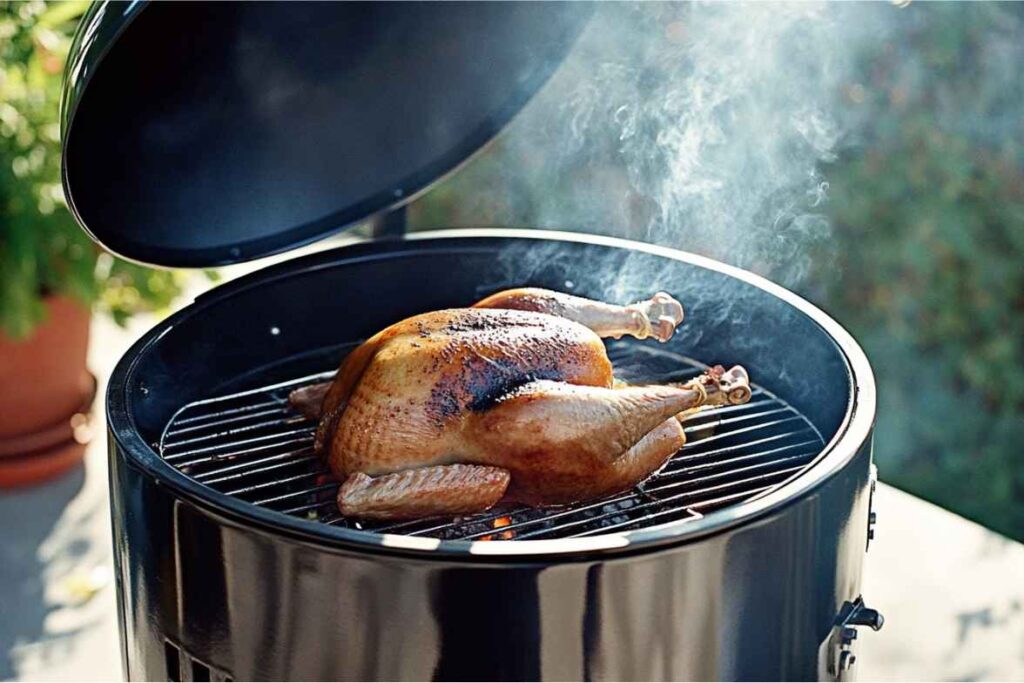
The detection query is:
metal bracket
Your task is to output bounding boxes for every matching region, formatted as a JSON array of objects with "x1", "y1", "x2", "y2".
[
  {"x1": 826, "y1": 596, "x2": 885, "y2": 680},
  {"x1": 842, "y1": 597, "x2": 885, "y2": 632}
]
